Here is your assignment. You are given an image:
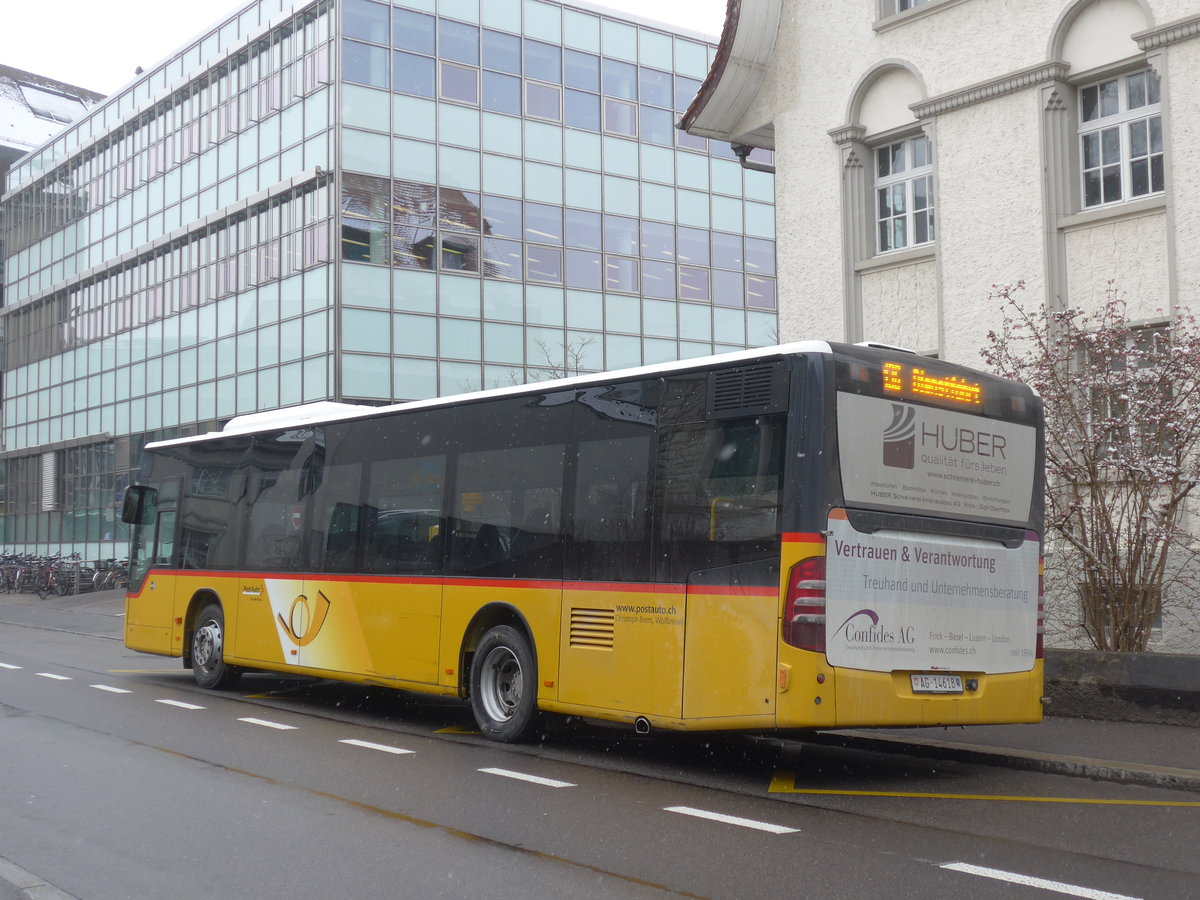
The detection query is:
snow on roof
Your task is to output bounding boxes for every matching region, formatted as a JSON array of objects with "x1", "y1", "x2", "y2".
[{"x1": 0, "y1": 64, "x2": 104, "y2": 158}]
